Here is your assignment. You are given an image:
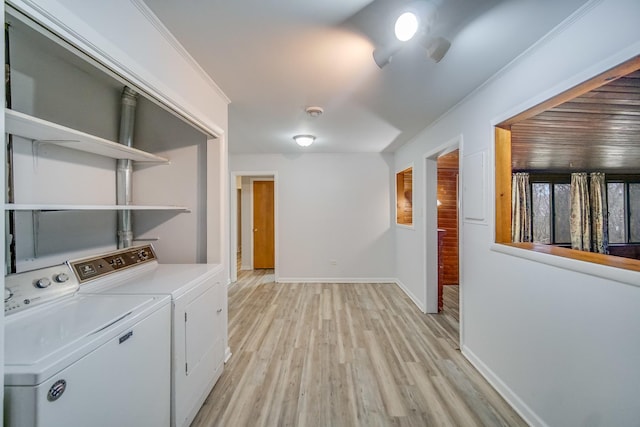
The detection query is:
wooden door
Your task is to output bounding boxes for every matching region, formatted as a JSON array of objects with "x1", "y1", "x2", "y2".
[{"x1": 253, "y1": 181, "x2": 274, "y2": 269}]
